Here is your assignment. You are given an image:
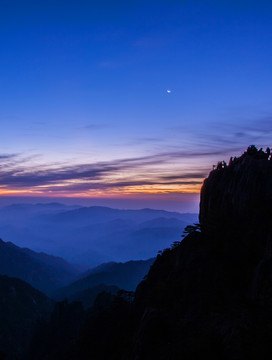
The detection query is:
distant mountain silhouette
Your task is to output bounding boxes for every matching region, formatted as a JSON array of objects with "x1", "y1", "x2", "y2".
[
  {"x1": 0, "y1": 275, "x2": 53, "y2": 360},
  {"x1": 52, "y1": 206, "x2": 194, "y2": 224},
  {"x1": 26, "y1": 146, "x2": 272, "y2": 360},
  {"x1": 0, "y1": 204, "x2": 197, "y2": 265},
  {"x1": 0, "y1": 239, "x2": 81, "y2": 295},
  {"x1": 0, "y1": 202, "x2": 81, "y2": 222},
  {"x1": 55, "y1": 258, "x2": 155, "y2": 301}
]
